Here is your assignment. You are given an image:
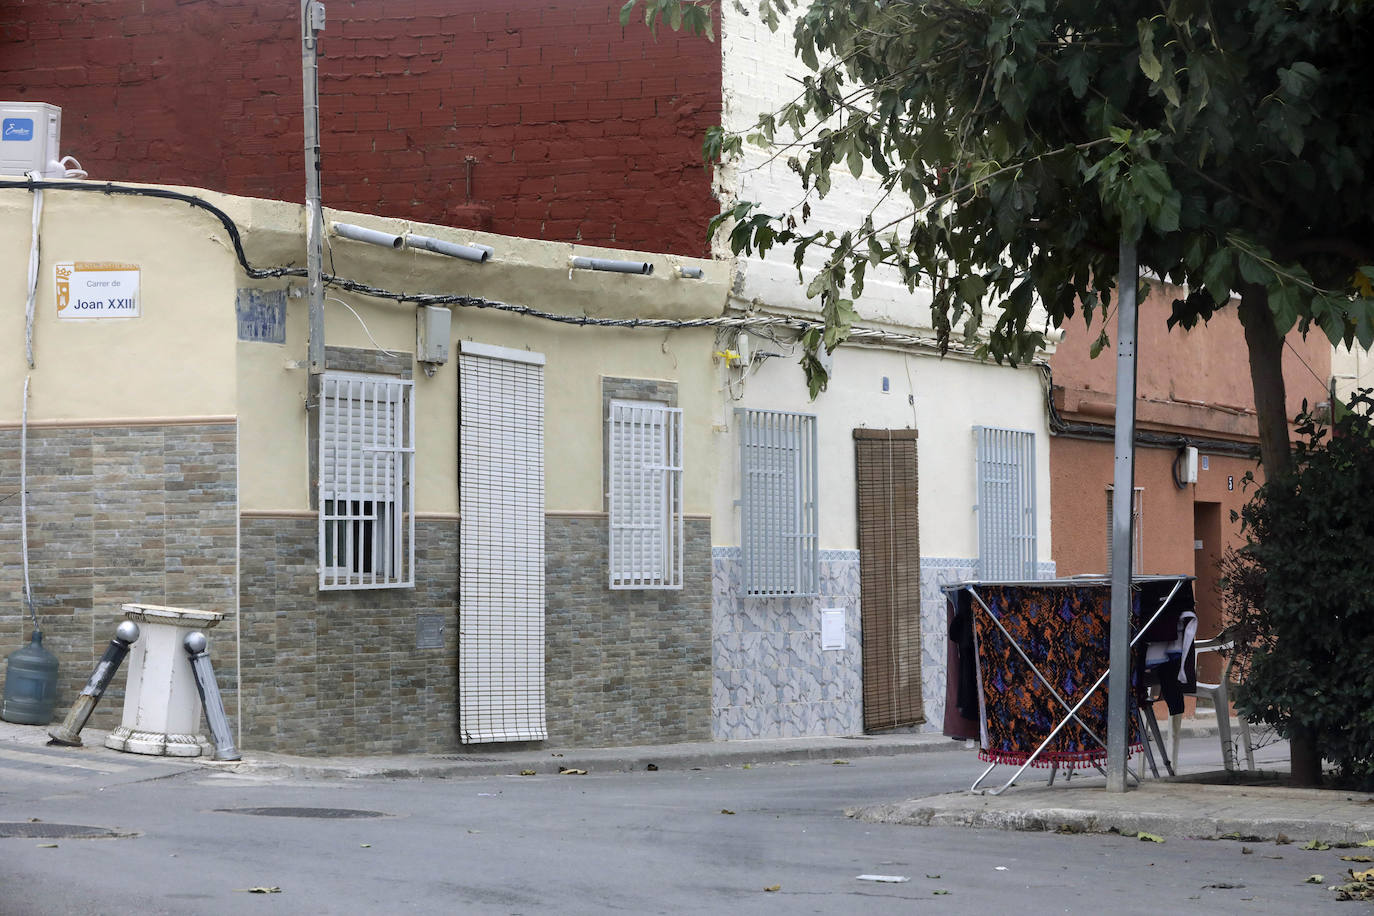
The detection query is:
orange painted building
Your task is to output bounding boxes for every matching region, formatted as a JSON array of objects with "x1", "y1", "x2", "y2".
[{"x1": 1047, "y1": 281, "x2": 1332, "y2": 640}]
